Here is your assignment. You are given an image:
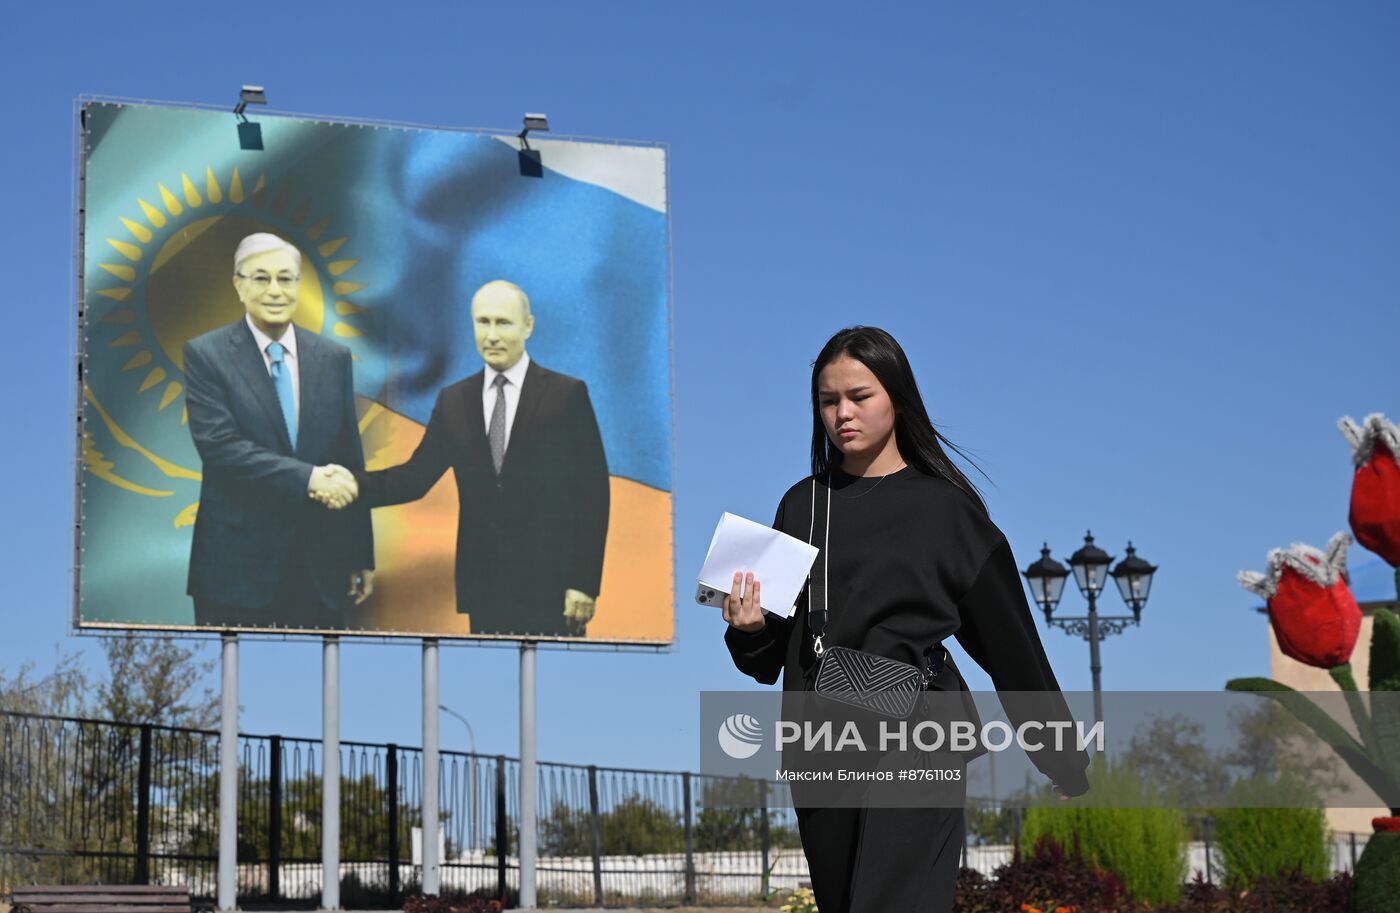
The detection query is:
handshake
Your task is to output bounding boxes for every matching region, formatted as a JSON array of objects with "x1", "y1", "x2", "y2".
[{"x1": 308, "y1": 464, "x2": 359, "y2": 510}]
